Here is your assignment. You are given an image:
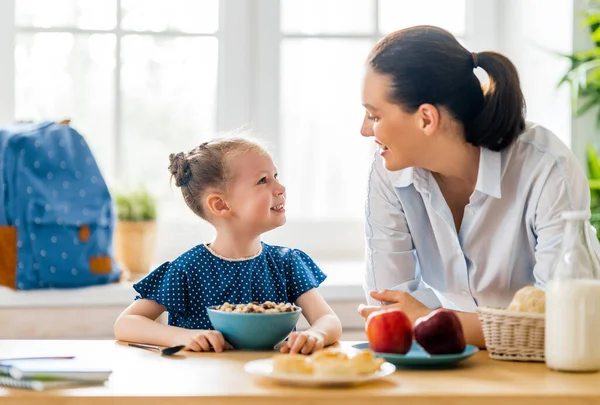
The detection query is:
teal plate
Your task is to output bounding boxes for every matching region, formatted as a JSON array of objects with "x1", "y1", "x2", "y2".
[{"x1": 352, "y1": 342, "x2": 479, "y2": 368}]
